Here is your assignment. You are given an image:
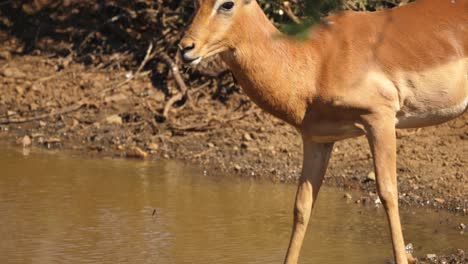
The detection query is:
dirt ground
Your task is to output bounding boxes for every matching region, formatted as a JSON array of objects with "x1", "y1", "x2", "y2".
[{"x1": 0, "y1": 34, "x2": 467, "y2": 263}]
